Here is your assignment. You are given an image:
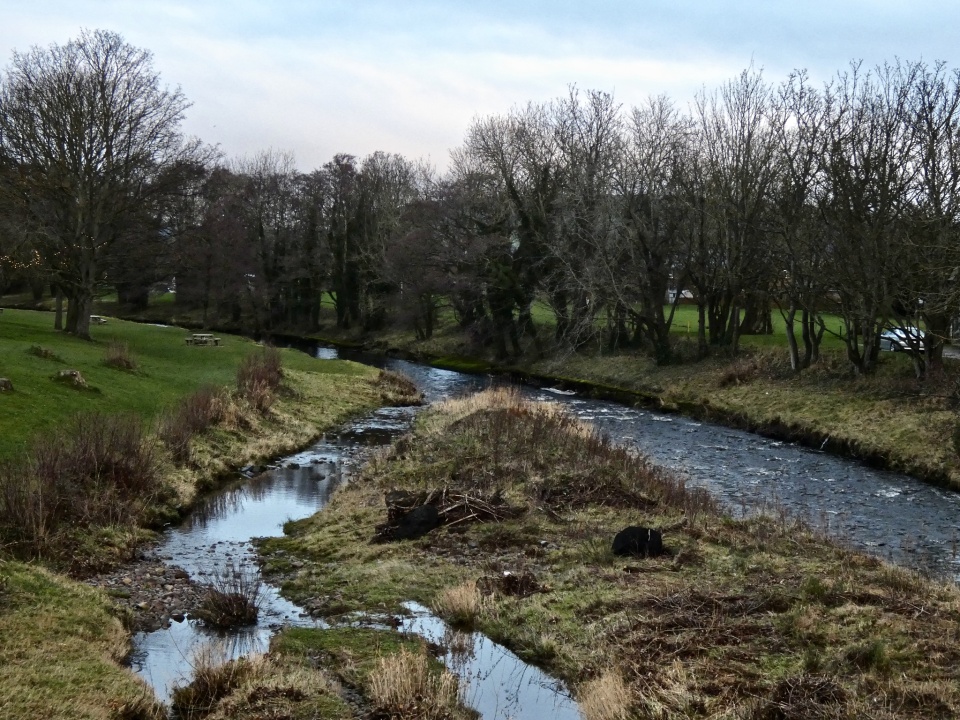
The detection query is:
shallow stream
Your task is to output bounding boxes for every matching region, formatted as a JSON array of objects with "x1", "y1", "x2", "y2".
[{"x1": 130, "y1": 346, "x2": 960, "y2": 713}]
